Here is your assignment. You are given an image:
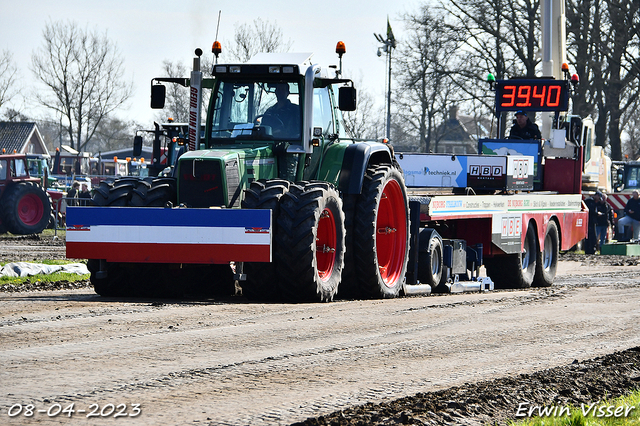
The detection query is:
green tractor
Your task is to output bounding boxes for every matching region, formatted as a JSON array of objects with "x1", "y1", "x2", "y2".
[{"x1": 67, "y1": 43, "x2": 409, "y2": 302}]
